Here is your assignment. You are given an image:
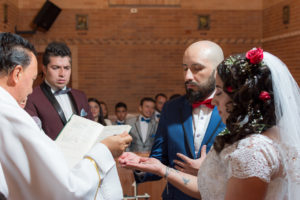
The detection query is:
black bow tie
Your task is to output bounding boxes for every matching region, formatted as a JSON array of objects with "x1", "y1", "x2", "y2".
[{"x1": 54, "y1": 88, "x2": 71, "y2": 96}]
